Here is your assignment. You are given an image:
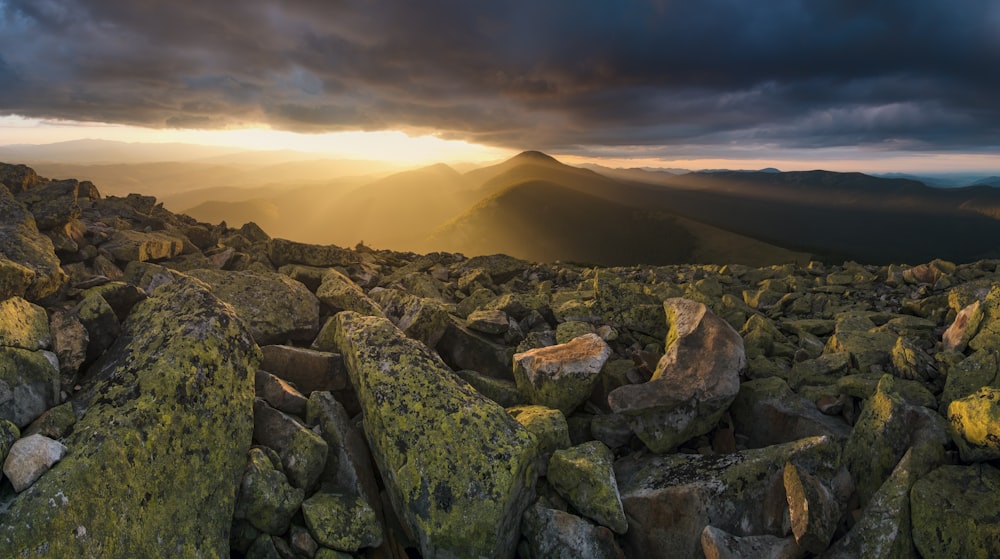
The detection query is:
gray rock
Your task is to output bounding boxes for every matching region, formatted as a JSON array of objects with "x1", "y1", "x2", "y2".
[
  {"x1": 234, "y1": 448, "x2": 305, "y2": 535},
  {"x1": 252, "y1": 398, "x2": 328, "y2": 490},
  {"x1": 316, "y1": 267, "x2": 383, "y2": 317},
  {"x1": 547, "y1": 441, "x2": 628, "y2": 534},
  {"x1": 0, "y1": 185, "x2": 68, "y2": 301},
  {"x1": 0, "y1": 347, "x2": 60, "y2": 429},
  {"x1": 730, "y1": 377, "x2": 851, "y2": 448},
  {"x1": 514, "y1": 333, "x2": 611, "y2": 414},
  {"x1": 701, "y1": 526, "x2": 801, "y2": 559},
  {"x1": 520, "y1": 503, "x2": 624, "y2": 559},
  {"x1": 2, "y1": 434, "x2": 67, "y2": 493},
  {"x1": 255, "y1": 370, "x2": 308, "y2": 417}
]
